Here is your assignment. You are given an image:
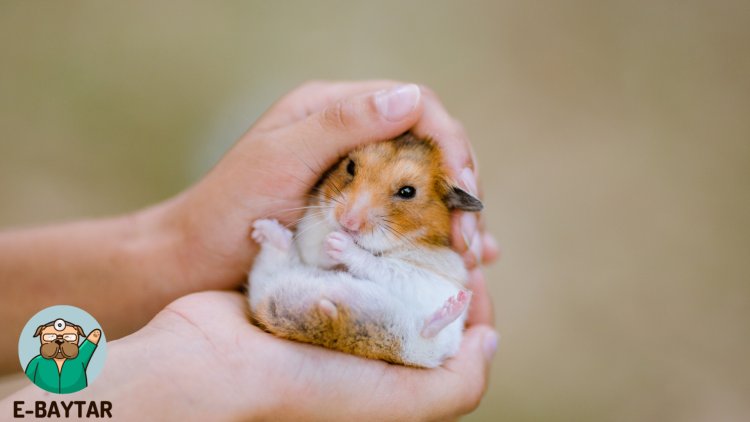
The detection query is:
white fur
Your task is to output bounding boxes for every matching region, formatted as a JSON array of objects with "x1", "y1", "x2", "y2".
[{"x1": 248, "y1": 207, "x2": 469, "y2": 368}]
